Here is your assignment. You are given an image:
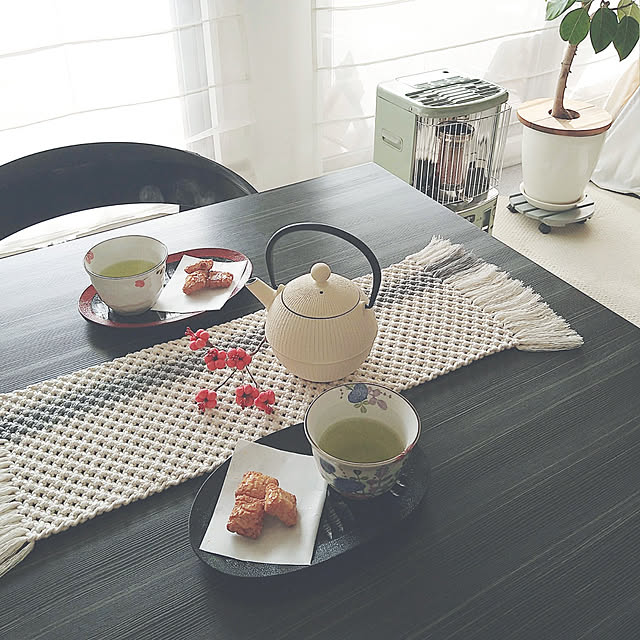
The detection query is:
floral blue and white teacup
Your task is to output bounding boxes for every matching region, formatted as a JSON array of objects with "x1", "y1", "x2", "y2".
[{"x1": 304, "y1": 383, "x2": 421, "y2": 499}]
